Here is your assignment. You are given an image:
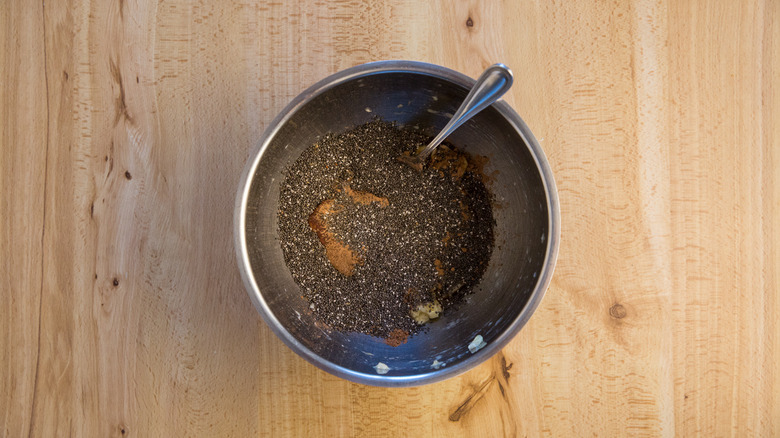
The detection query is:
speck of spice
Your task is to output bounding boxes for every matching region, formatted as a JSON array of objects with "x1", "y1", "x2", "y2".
[
  {"x1": 277, "y1": 119, "x2": 495, "y2": 340},
  {"x1": 468, "y1": 335, "x2": 487, "y2": 353},
  {"x1": 374, "y1": 362, "x2": 390, "y2": 374}
]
